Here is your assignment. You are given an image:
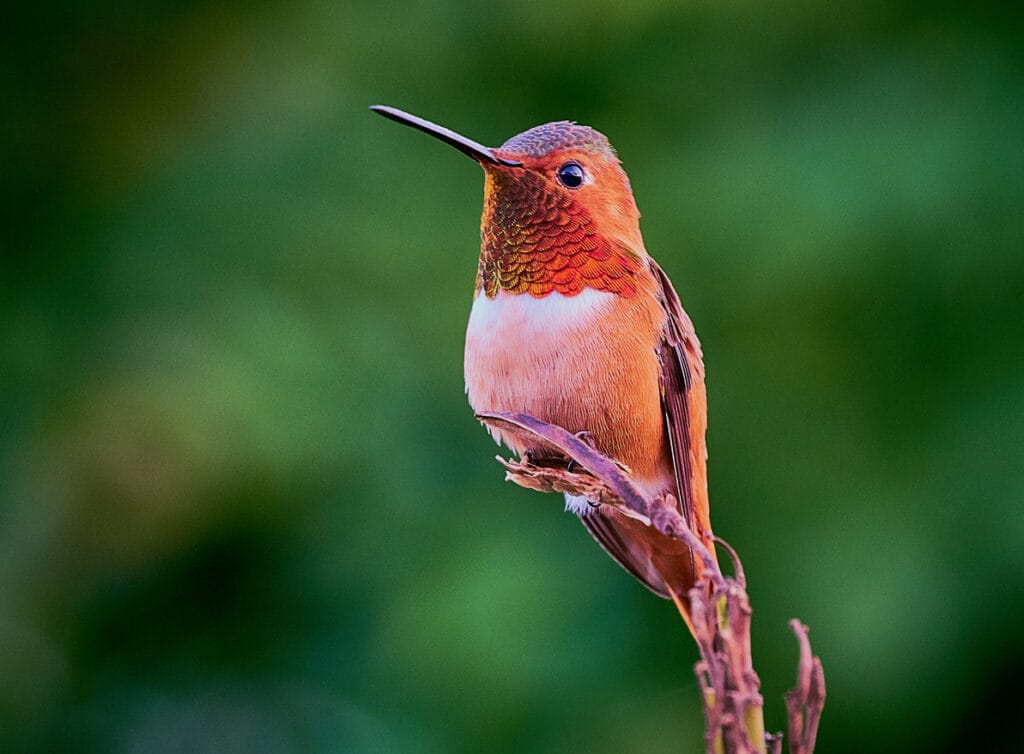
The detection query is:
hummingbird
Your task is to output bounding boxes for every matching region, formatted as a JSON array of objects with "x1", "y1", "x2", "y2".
[{"x1": 371, "y1": 105, "x2": 716, "y2": 626}]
